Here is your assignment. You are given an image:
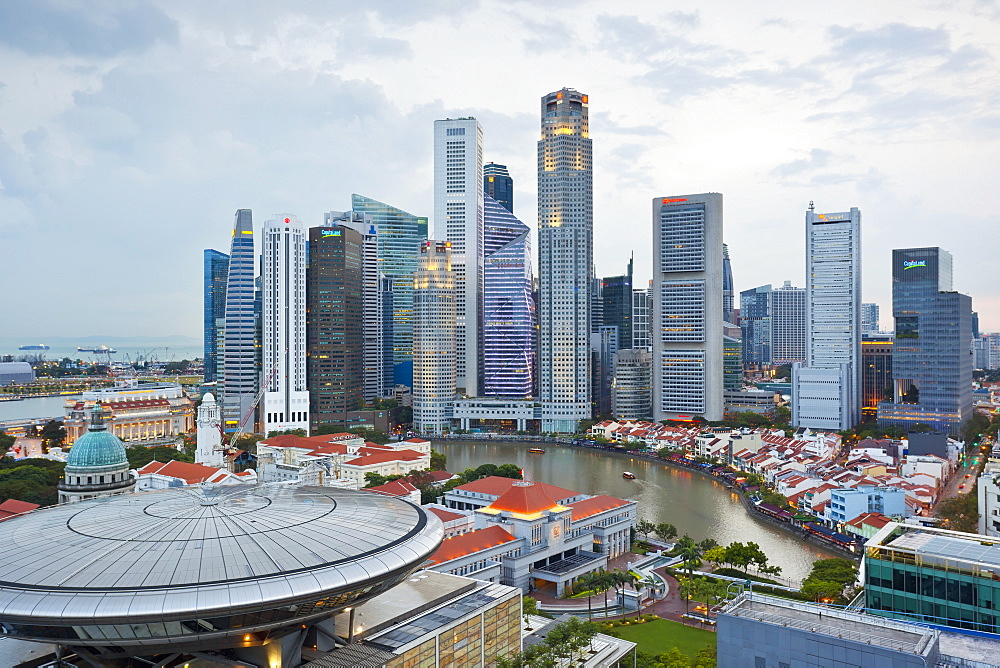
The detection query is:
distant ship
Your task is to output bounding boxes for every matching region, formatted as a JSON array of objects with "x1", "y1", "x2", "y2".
[
  {"x1": 18, "y1": 344, "x2": 49, "y2": 350},
  {"x1": 77, "y1": 345, "x2": 117, "y2": 353}
]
